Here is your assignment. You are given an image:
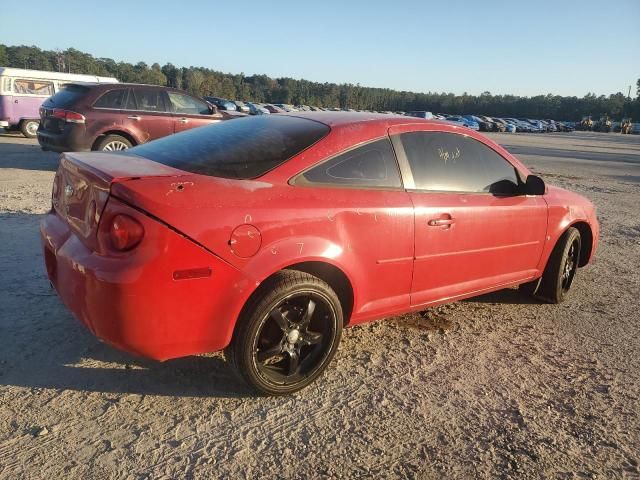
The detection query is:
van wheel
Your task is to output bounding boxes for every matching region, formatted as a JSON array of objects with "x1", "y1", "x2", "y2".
[
  {"x1": 20, "y1": 120, "x2": 39, "y2": 138},
  {"x1": 96, "y1": 135, "x2": 132, "y2": 152},
  {"x1": 226, "y1": 270, "x2": 343, "y2": 396}
]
